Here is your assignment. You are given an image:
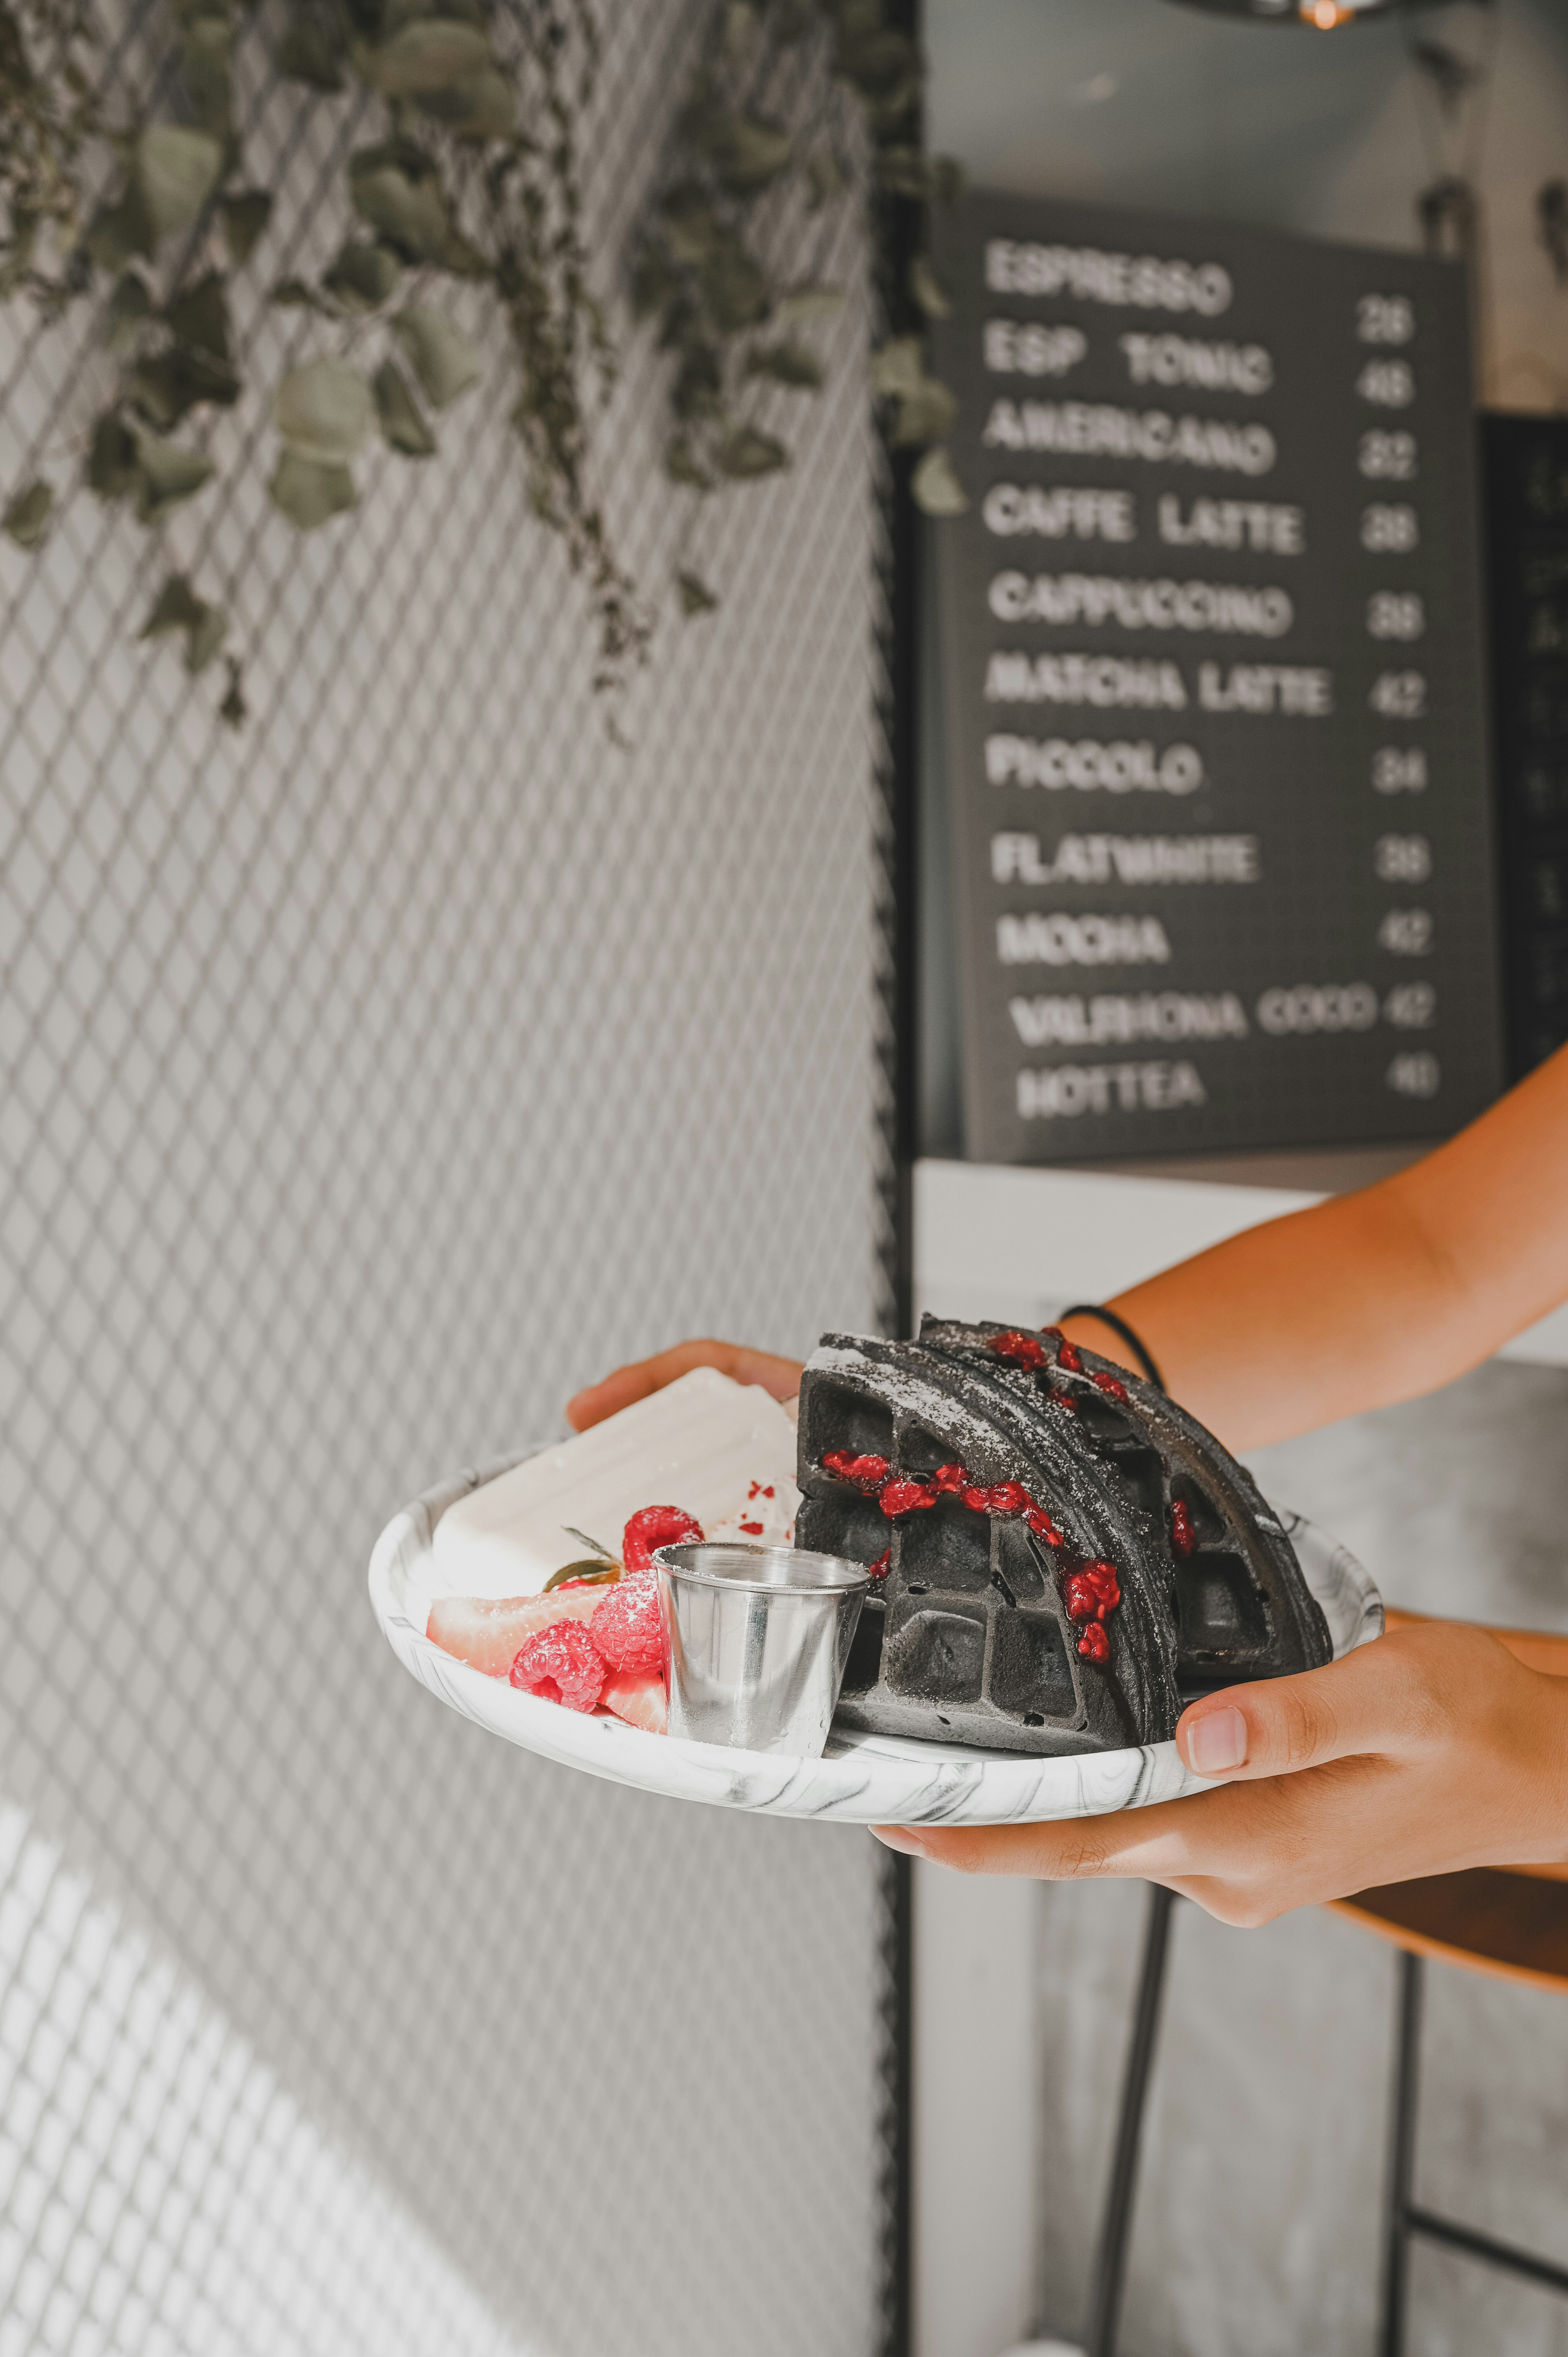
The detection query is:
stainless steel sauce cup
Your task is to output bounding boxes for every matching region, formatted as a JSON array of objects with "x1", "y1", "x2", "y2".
[{"x1": 654, "y1": 1543, "x2": 869, "y2": 1757}]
